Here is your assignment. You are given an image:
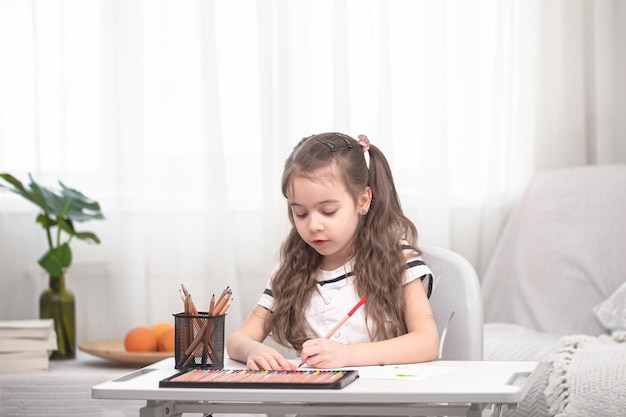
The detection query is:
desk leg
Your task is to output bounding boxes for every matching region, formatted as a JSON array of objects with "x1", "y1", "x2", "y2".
[
  {"x1": 467, "y1": 403, "x2": 485, "y2": 417},
  {"x1": 140, "y1": 400, "x2": 184, "y2": 417},
  {"x1": 490, "y1": 403, "x2": 505, "y2": 417}
]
